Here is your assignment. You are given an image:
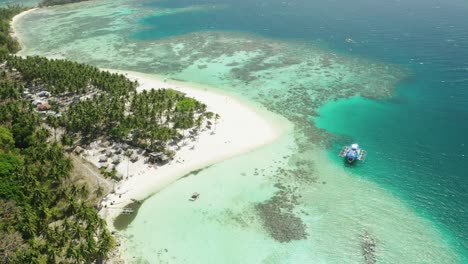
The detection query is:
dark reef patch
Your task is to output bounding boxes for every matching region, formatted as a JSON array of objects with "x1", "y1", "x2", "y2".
[
  {"x1": 181, "y1": 165, "x2": 213, "y2": 178},
  {"x1": 255, "y1": 183, "x2": 308, "y2": 242},
  {"x1": 361, "y1": 231, "x2": 377, "y2": 264}
]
